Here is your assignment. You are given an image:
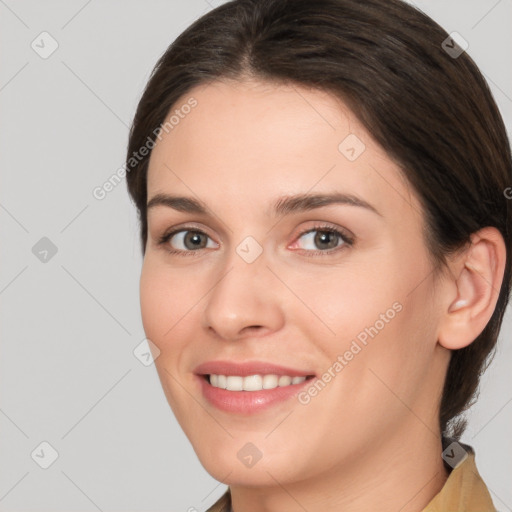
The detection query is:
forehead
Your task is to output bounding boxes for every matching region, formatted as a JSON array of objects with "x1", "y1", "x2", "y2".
[{"x1": 146, "y1": 79, "x2": 419, "y2": 221}]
